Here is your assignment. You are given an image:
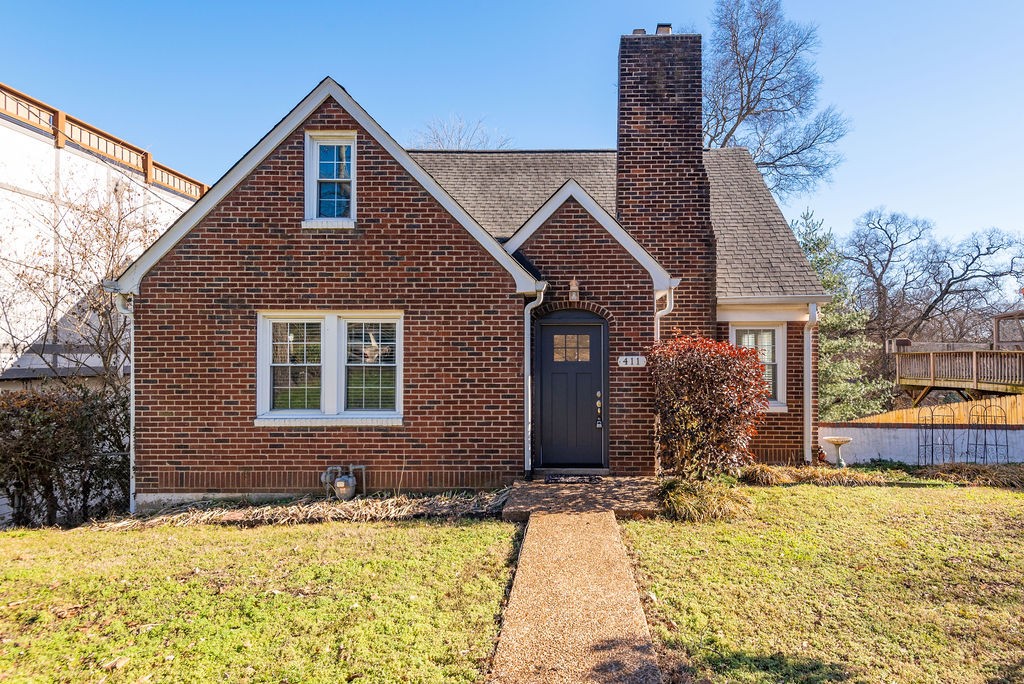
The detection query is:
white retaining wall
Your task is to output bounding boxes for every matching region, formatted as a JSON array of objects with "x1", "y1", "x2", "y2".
[{"x1": 818, "y1": 423, "x2": 1024, "y2": 465}]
